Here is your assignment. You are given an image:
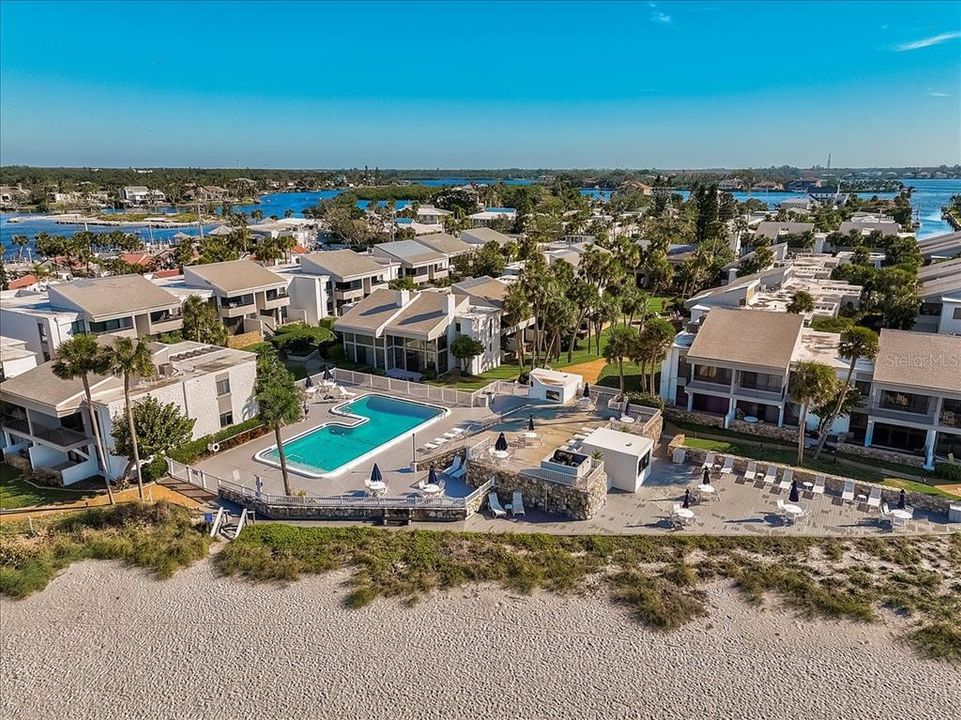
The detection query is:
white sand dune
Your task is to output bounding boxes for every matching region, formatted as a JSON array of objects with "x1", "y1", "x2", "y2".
[{"x1": 1, "y1": 560, "x2": 958, "y2": 720}]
